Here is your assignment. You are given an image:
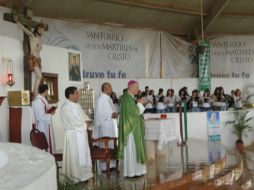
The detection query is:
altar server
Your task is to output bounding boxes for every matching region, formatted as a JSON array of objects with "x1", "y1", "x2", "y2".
[{"x1": 33, "y1": 84, "x2": 56, "y2": 153}]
